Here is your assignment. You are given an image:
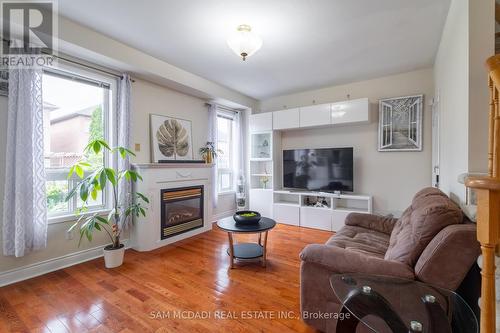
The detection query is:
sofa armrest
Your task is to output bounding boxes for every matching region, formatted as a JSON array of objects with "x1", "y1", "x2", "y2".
[
  {"x1": 415, "y1": 224, "x2": 480, "y2": 290},
  {"x1": 300, "y1": 244, "x2": 414, "y2": 279},
  {"x1": 345, "y1": 213, "x2": 398, "y2": 235}
]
